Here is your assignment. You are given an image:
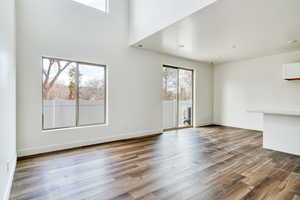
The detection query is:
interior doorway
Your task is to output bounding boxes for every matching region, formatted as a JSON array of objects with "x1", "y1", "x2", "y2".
[{"x1": 162, "y1": 65, "x2": 194, "y2": 131}]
